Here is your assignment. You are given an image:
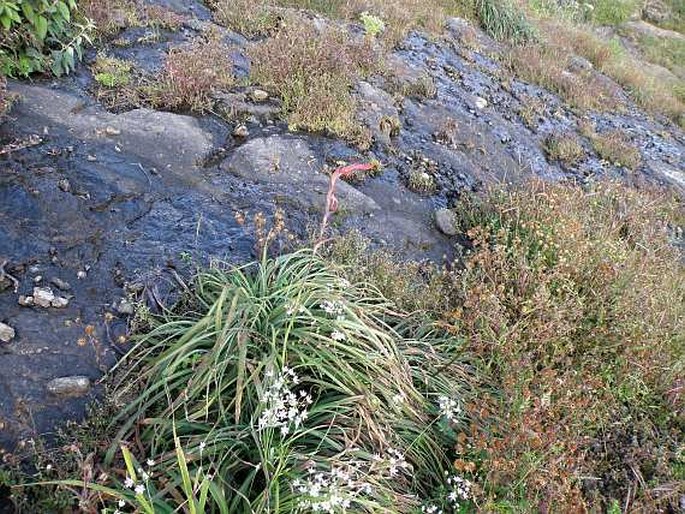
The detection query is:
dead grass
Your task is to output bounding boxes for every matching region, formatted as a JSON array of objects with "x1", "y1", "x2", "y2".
[
  {"x1": 543, "y1": 132, "x2": 585, "y2": 166},
  {"x1": 249, "y1": 15, "x2": 378, "y2": 143},
  {"x1": 452, "y1": 180, "x2": 685, "y2": 511},
  {"x1": 148, "y1": 37, "x2": 234, "y2": 112},
  {"x1": 589, "y1": 129, "x2": 642, "y2": 170},
  {"x1": 78, "y1": 0, "x2": 140, "y2": 36},
  {"x1": 506, "y1": 43, "x2": 621, "y2": 111},
  {"x1": 529, "y1": 19, "x2": 685, "y2": 128}
]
